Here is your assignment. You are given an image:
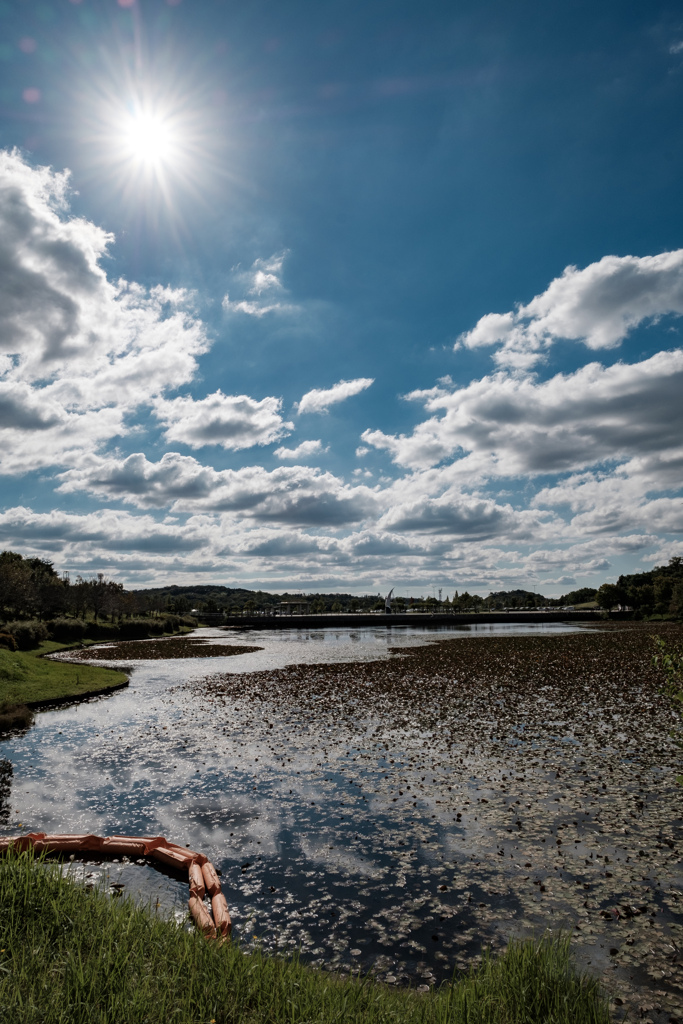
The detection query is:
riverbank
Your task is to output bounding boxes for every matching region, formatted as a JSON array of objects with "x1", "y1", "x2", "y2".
[
  {"x1": 0, "y1": 849, "x2": 609, "y2": 1024},
  {"x1": 0, "y1": 641, "x2": 128, "y2": 726}
]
